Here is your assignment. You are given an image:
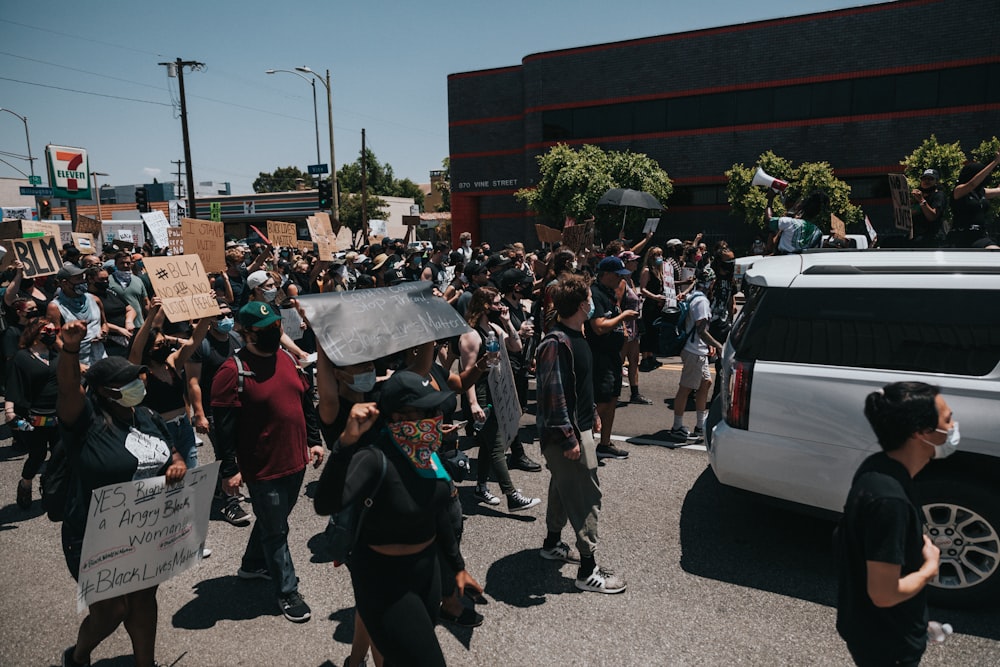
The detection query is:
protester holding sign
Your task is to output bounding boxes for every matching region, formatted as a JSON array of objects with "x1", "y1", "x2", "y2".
[
  {"x1": 56, "y1": 322, "x2": 187, "y2": 667},
  {"x1": 2, "y1": 259, "x2": 55, "y2": 327}
]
